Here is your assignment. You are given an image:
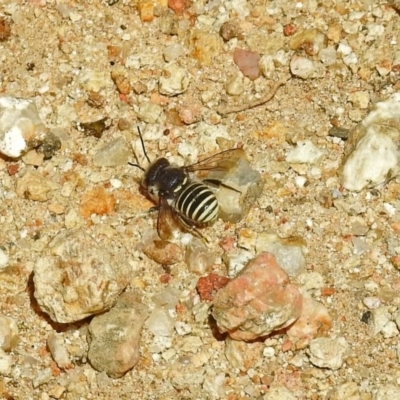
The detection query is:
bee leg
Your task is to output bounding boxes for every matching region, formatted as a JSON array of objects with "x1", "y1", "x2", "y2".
[
  {"x1": 148, "y1": 206, "x2": 160, "y2": 214},
  {"x1": 177, "y1": 216, "x2": 210, "y2": 244},
  {"x1": 202, "y1": 178, "x2": 241, "y2": 194}
]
